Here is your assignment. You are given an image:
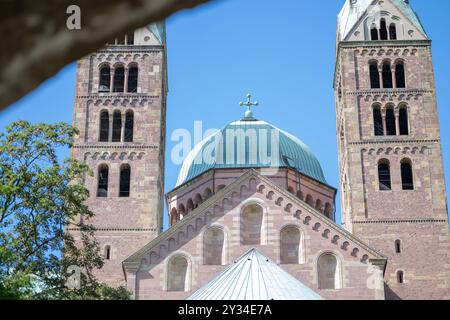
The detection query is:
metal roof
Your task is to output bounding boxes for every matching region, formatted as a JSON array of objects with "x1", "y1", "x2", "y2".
[
  {"x1": 337, "y1": 0, "x2": 426, "y2": 40},
  {"x1": 147, "y1": 22, "x2": 165, "y2": 44},
  {"x1": 175, "y1": 118, "x2": 327, "y2": 187},
  {"x1": 187, "y1": 248, "x2": 323, "y2": 300}
]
